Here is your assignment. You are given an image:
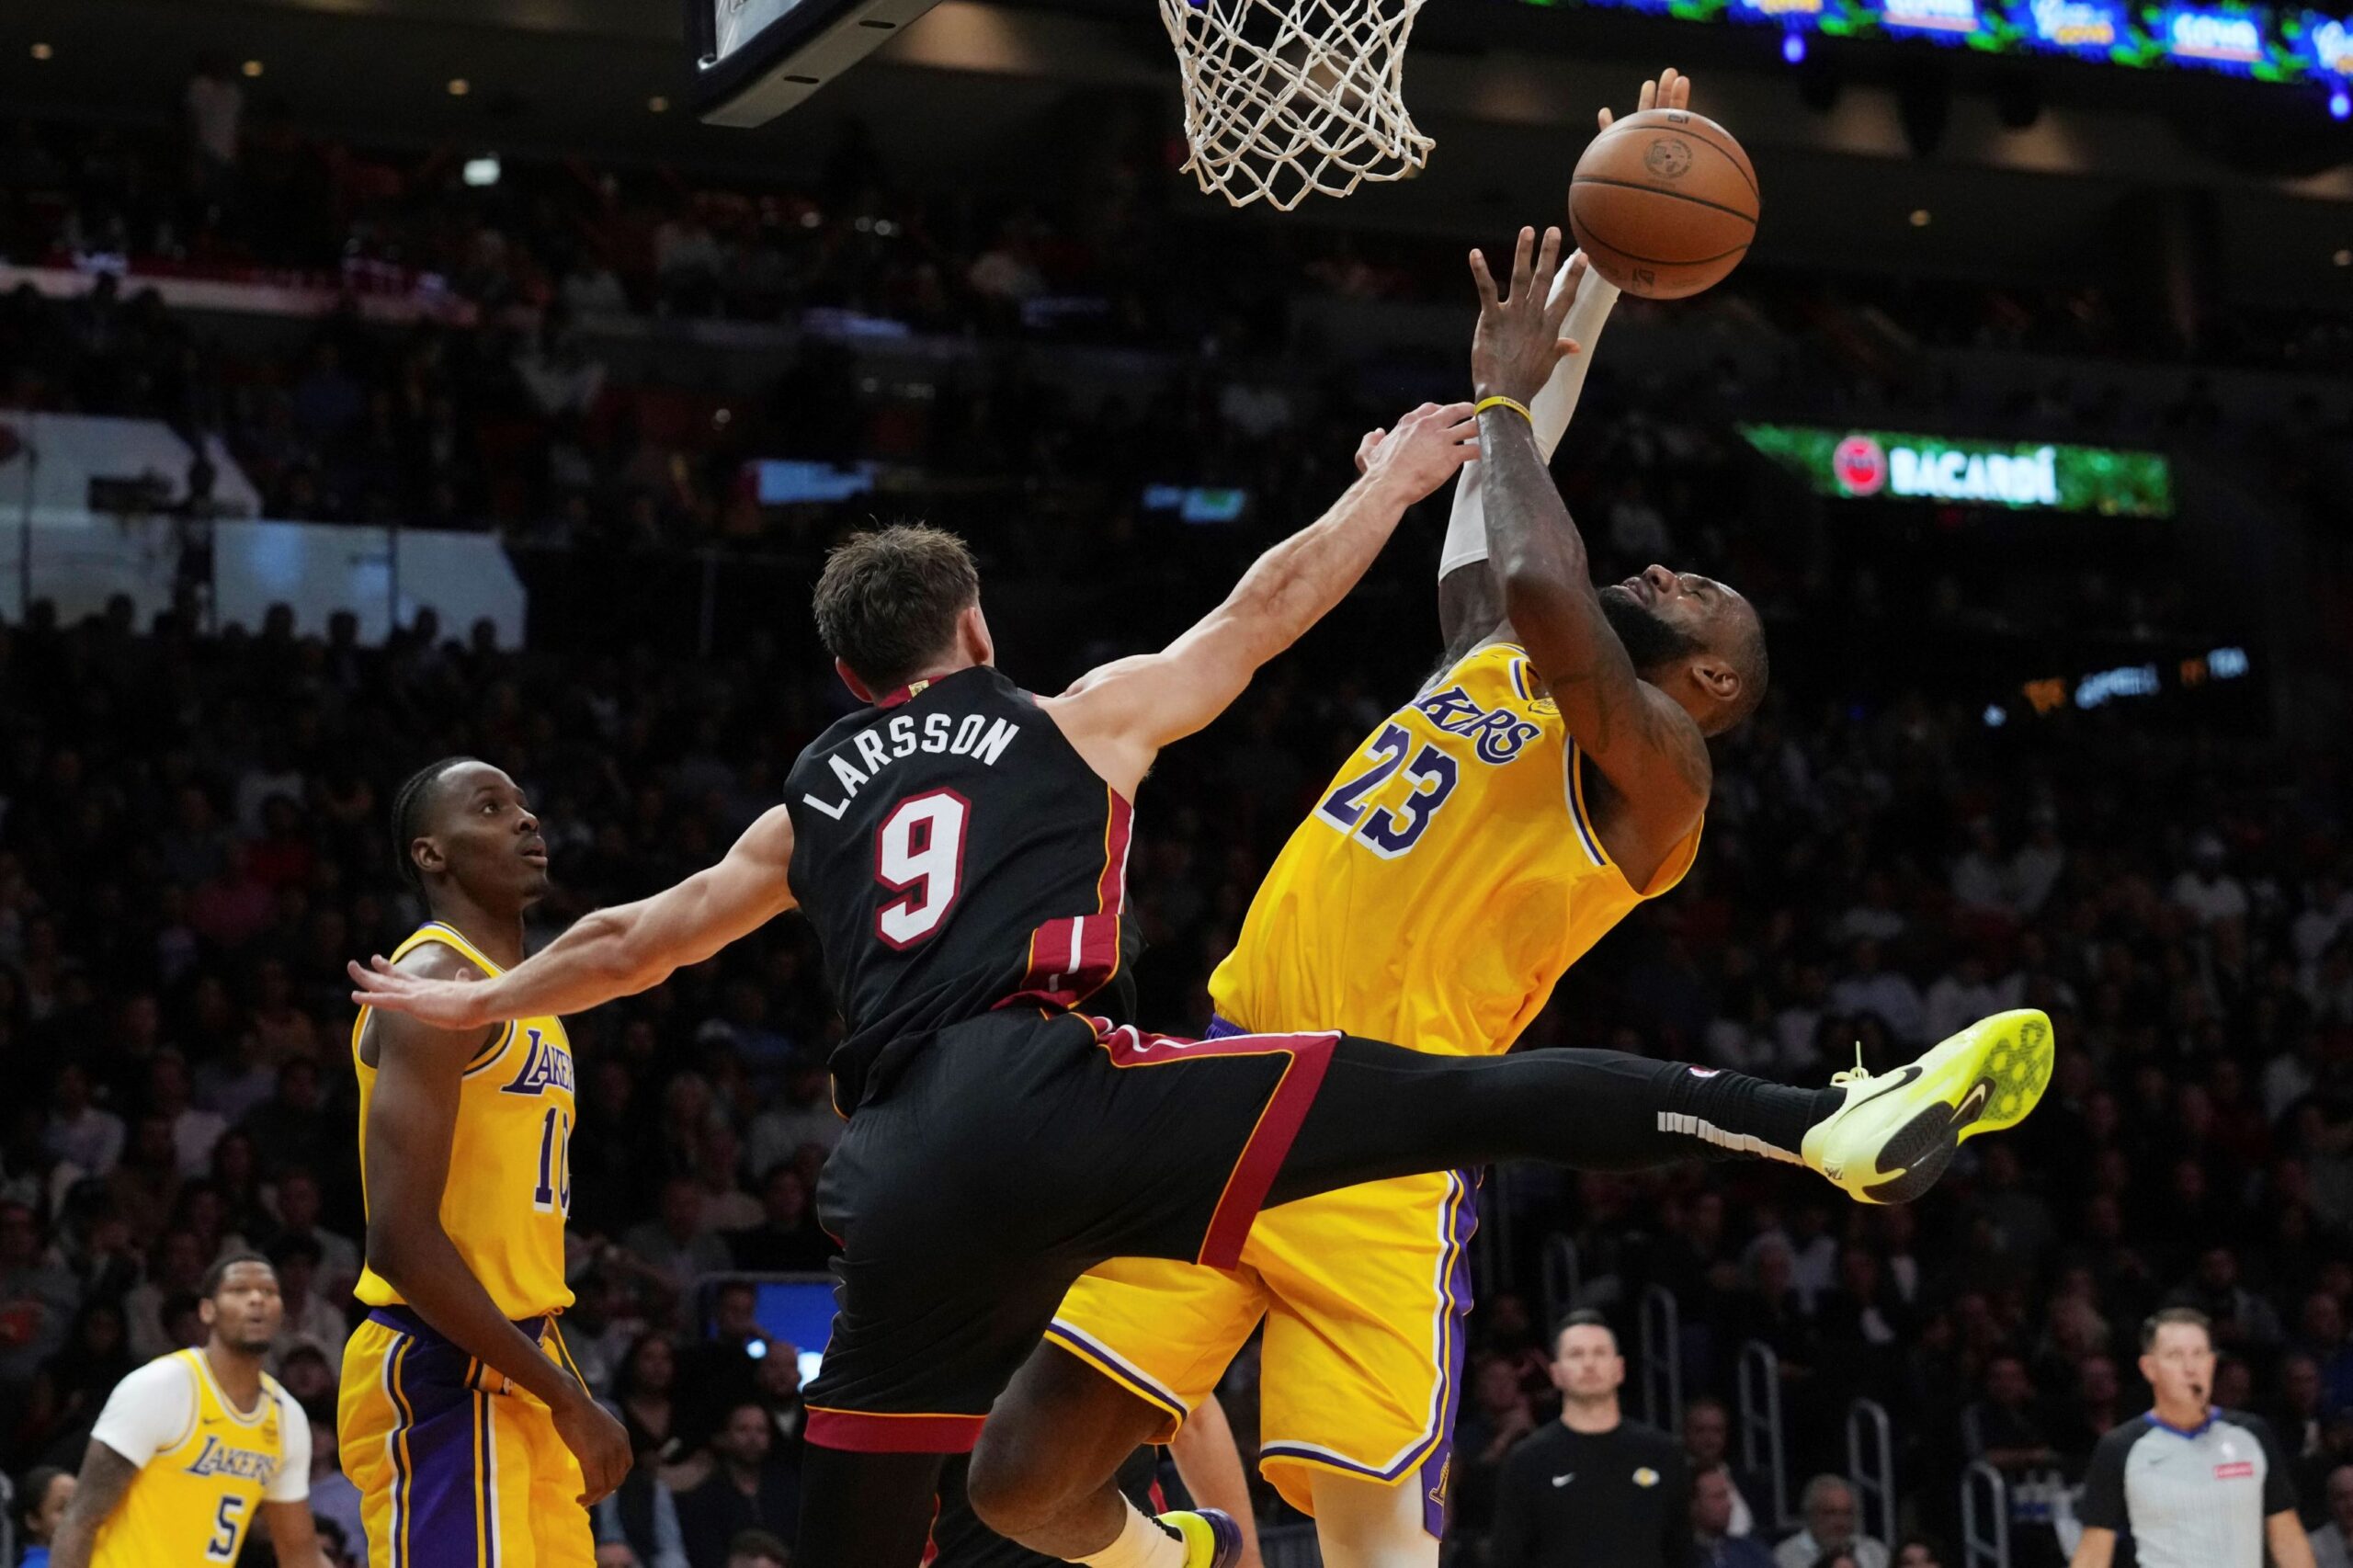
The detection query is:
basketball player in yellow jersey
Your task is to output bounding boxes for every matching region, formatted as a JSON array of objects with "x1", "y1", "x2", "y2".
[
  {"x1": 51, "y1": 1254, "x2": 324, "y2": 1568},
  {"x1": 337, "y1": 757, "x2": 629, "y2": 1568},
  {"x1": 1035, "y1": 71, "x2": 2052, "y2": 1568}
]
